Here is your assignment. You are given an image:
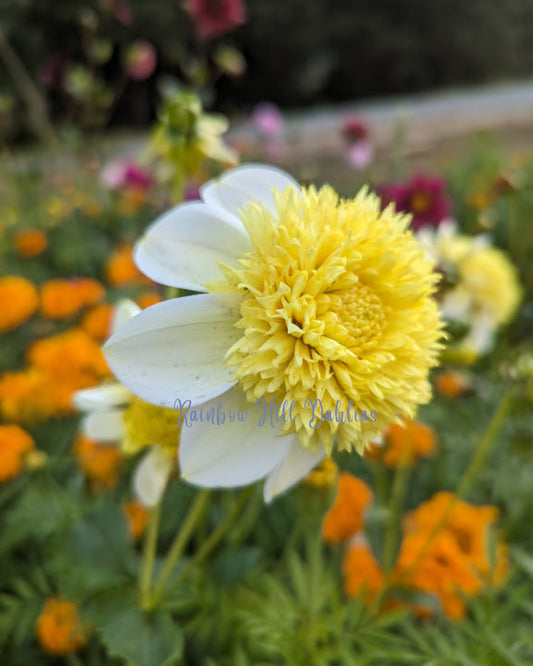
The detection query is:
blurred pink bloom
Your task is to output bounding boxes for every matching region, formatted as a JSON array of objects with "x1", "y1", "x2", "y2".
[
  {"x1": 346, "y1": 140, "x2": 374, "y2": 170},
  {"x1": 102, "y1": 0, "x2": 132, "y2": 26},
  {"x1": 184, "y1": 184, "x2": 201, "y2": 201},
  {"x1": 342, "y1": 118, "x2": 373, "y2": 170},
  {"x1": 124, "y1": 41, "x2": 157, "y2": 81},
  {"x1": 251, "y1": 102, "x2": 284, "y2": 138},
  {"x1": 378, "y1": 174, "x2": 452, "y2": 231},
  {"x1": 101, "y1": 160, "x2": 154, "y2": 191},
  {"x1": 186, "y1": 0, "x2": 247, "y2": 40}
]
